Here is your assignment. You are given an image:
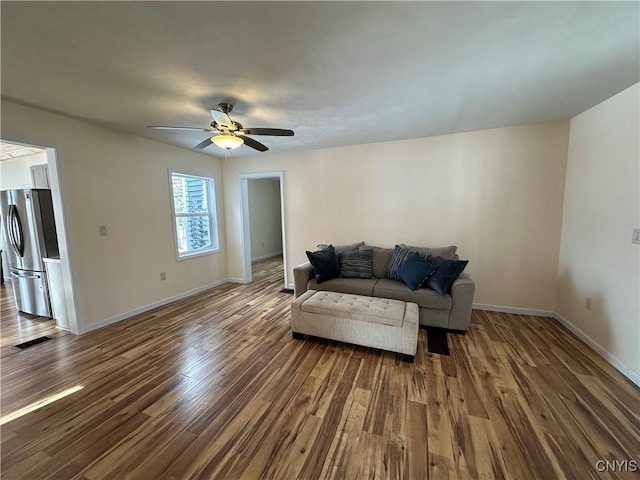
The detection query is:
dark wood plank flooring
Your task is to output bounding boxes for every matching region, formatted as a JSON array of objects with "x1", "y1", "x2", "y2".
[
  {"x1": 1, "y1": 281, "x2": 69, "y2": 359},
  {"x1": 1, "y1": 257, "x2": 638, "y2": 479}
]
